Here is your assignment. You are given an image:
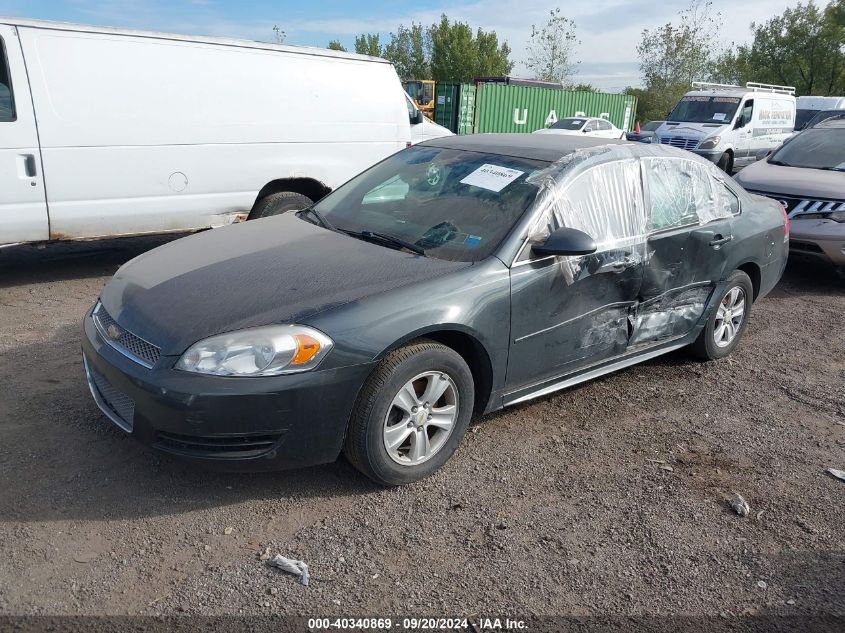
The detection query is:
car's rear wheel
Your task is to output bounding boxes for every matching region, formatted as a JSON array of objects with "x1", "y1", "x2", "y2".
[
  {"x1": 691, "y1": 270, "x2": 753, "y2": 360},
  {"x1": 249, "y1": 191, "x2": 313, "y2": 219},
  {"x1": 343, "y1": 340, "x2": 474, "y2": 486}
]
